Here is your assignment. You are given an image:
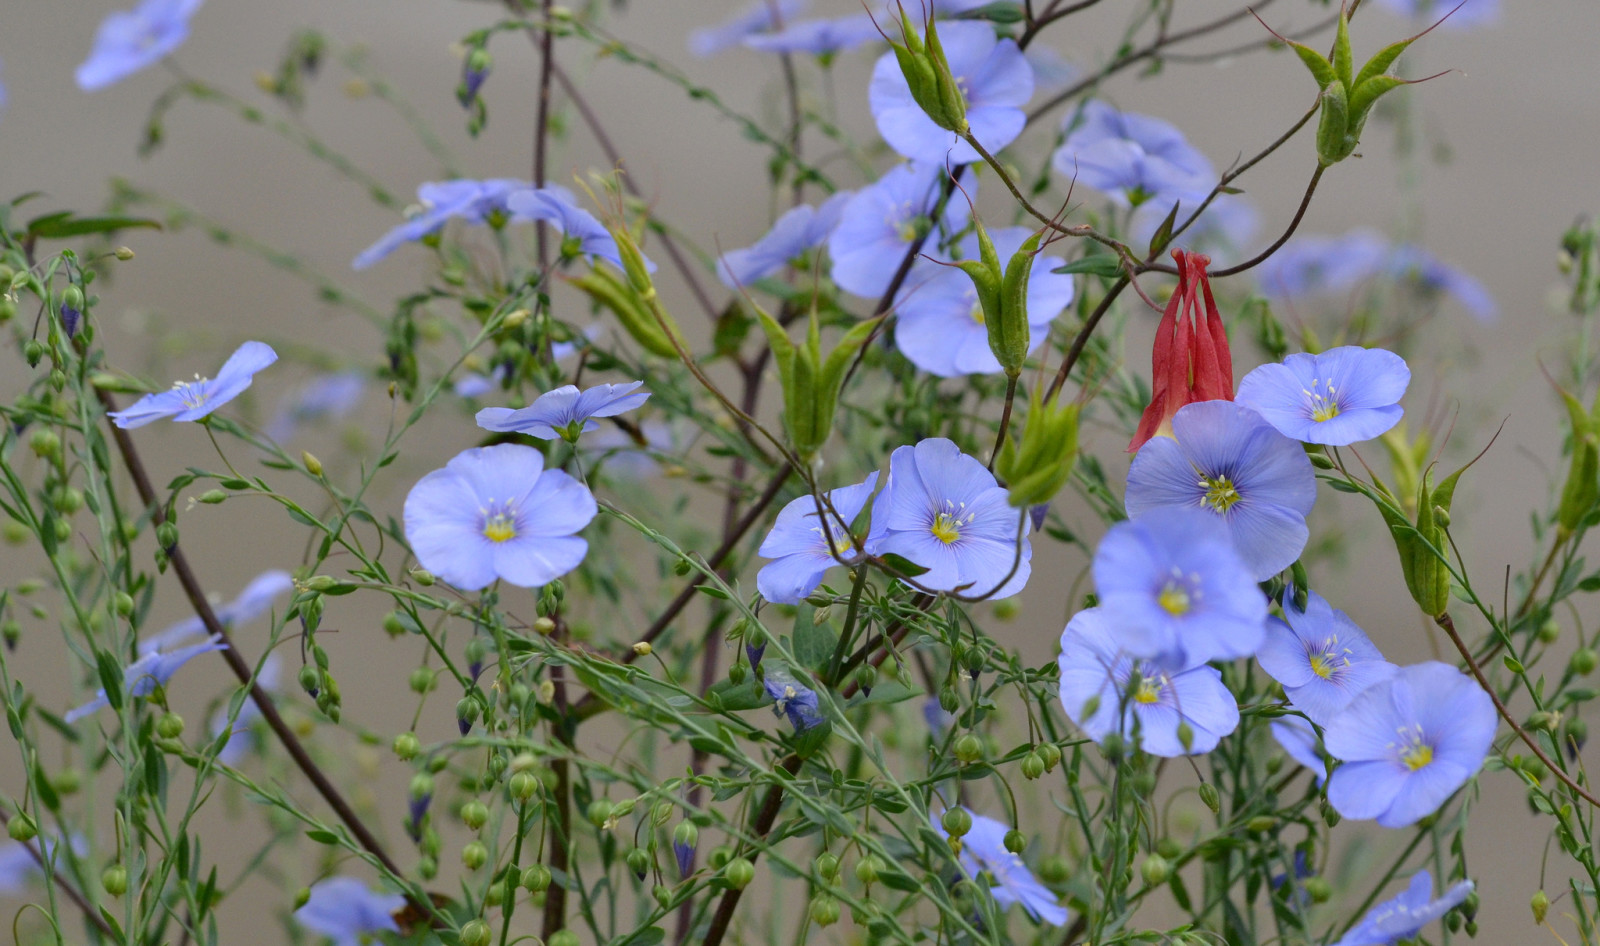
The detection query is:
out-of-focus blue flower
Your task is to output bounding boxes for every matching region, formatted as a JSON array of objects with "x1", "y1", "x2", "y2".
[
  {"x1": 475, "y1": 380, "x2": 650, "y2": 442},
  {"x1": 1271, "y1": 714, "x2": 1327, "y2": 783},
  {"x1": 894, "y1": 226, "x2": 1075, "y2": 377},
  {"x1": 353, "y1": 178, "x2": 528, "y2": 270},
  {"x1": 109, "y1": 341, "x2": 277, "y2": 429},
  {"x1": 717, "y1": 192, "x2": 852, "y2": 288},
  {"x1": 294, "y1": 876, "x2": 406, "y2": 946},
  {"x1": 1052, "y1": 101, "x2": 1213, "y2": 206},
  {"x1": 931, "y1": 808, "x2": 1069, "y2": 926},
  {"x1": 459, "y1": 52, "x2": 490, "y2": 108},
  {"x1": 403, "y1": 444, "x2": 597, "y2": 590},
  {"x1": 1325, "y1": 662, "x2": 1496, "y2": 828},
  {"x1": 865, "y1": 438, "x2": 1031, "y2": 599},
  {"x1": 455, "y1": 364, "x2": 513, "y2": 400},
  {"x1": 1023, "y1": 47, "x2": 1077, "y2": 96},
  {"x1": 1057, "y1": 607, "x2": 1241, "y2": 756},
  {"x1": 869, "y1": 21, "x2": 1032, "y2": 165},
  {"x1": 579, "y1": 418, "x2": 679, "y2": 479},
  {"x1": 1333, "y1": 870, "x2": 1475, "y2": 946},
  {"x1": 505, "y1": 185, "x2": 653, "y2": 273},
  {"x1": 1131, "y1": 190, "x2": 1258, "y2": 261},
  {"x1": 0, "y1": 836, "x2": 87, "y2": 896},
  {"x1": 1257, "y1": 589, "x2": 1397, "y2": 726},
  {"x1": 264, "y1": 372, "x2": 366, "y2": 443},
  {"x1": 0, "y1": 58, "x2": 7, "y2": 114},
  {"x1": 1126, "y1": 400, "x2": 1317, "y2": 581},
  {"x1": 1373, "y1": 0, "x2": 1498, "y2": 29},
  {"x1": 1257, "y1": 230, "x2": 1496, "y2": 322},
  {"x1": 923, "y1": 697, "x2": 956, "y2": 736},
  {"x1": 757, "y1": 473, "x2": 878, "y2": 604},
  {"x1": 1091, "y1": 507, "x2": 1267, "y2": 669},
  {"x1": 690, "y1": 0, "x2": 811, "y2": 56},
  {"x1": 66, "y1": 634, "x2": 228, "y2": 723},
  {"x1": 744, "y1": 13, "x2": 882, "y2": 55},
  {"x1": 762, "y1": 664, "x2": 825, "y2": 731},
  {"x1": 76, "y1": 0, "x2": 203, "y2": 91},
  {"x1": 1388, "y1": 243, "x2": 1497, "y2": 322},
  {"x1": 210, "y1": 653, "x2": 281, "y2": 765},
  {"x1": 1236, "y1": 347, "x2": 1410, "y2": 446},
  {"x1": 139, "y1": 569, "x2": 293, "y2": 656},
  {"x1": 829, "y1": 162, "x2": 971, "y2": 298}
]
